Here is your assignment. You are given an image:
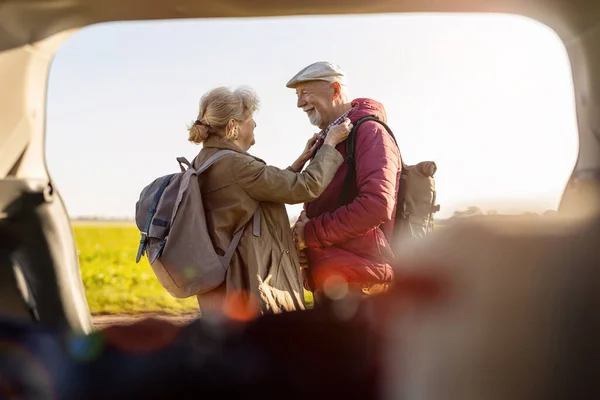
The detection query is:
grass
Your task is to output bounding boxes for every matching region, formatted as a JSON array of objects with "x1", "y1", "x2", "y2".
[
  {"x1": 75, "y1": 220, "x2": 447, "y2": 314},
  {"x1": 73, "y1": 222, "x2": 313, "y2": 315},
  {"x1": 74, "y1": 222, "x2": 199, "y2": 315}
]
